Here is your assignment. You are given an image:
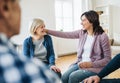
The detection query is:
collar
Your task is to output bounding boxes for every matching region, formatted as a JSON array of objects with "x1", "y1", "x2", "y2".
[
  {"x1": 0, "y1": 33, "x2": 9, "y2": 44},
  {"x1": 0, "y1": 33, "x2": 15, "y2": 49}
]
